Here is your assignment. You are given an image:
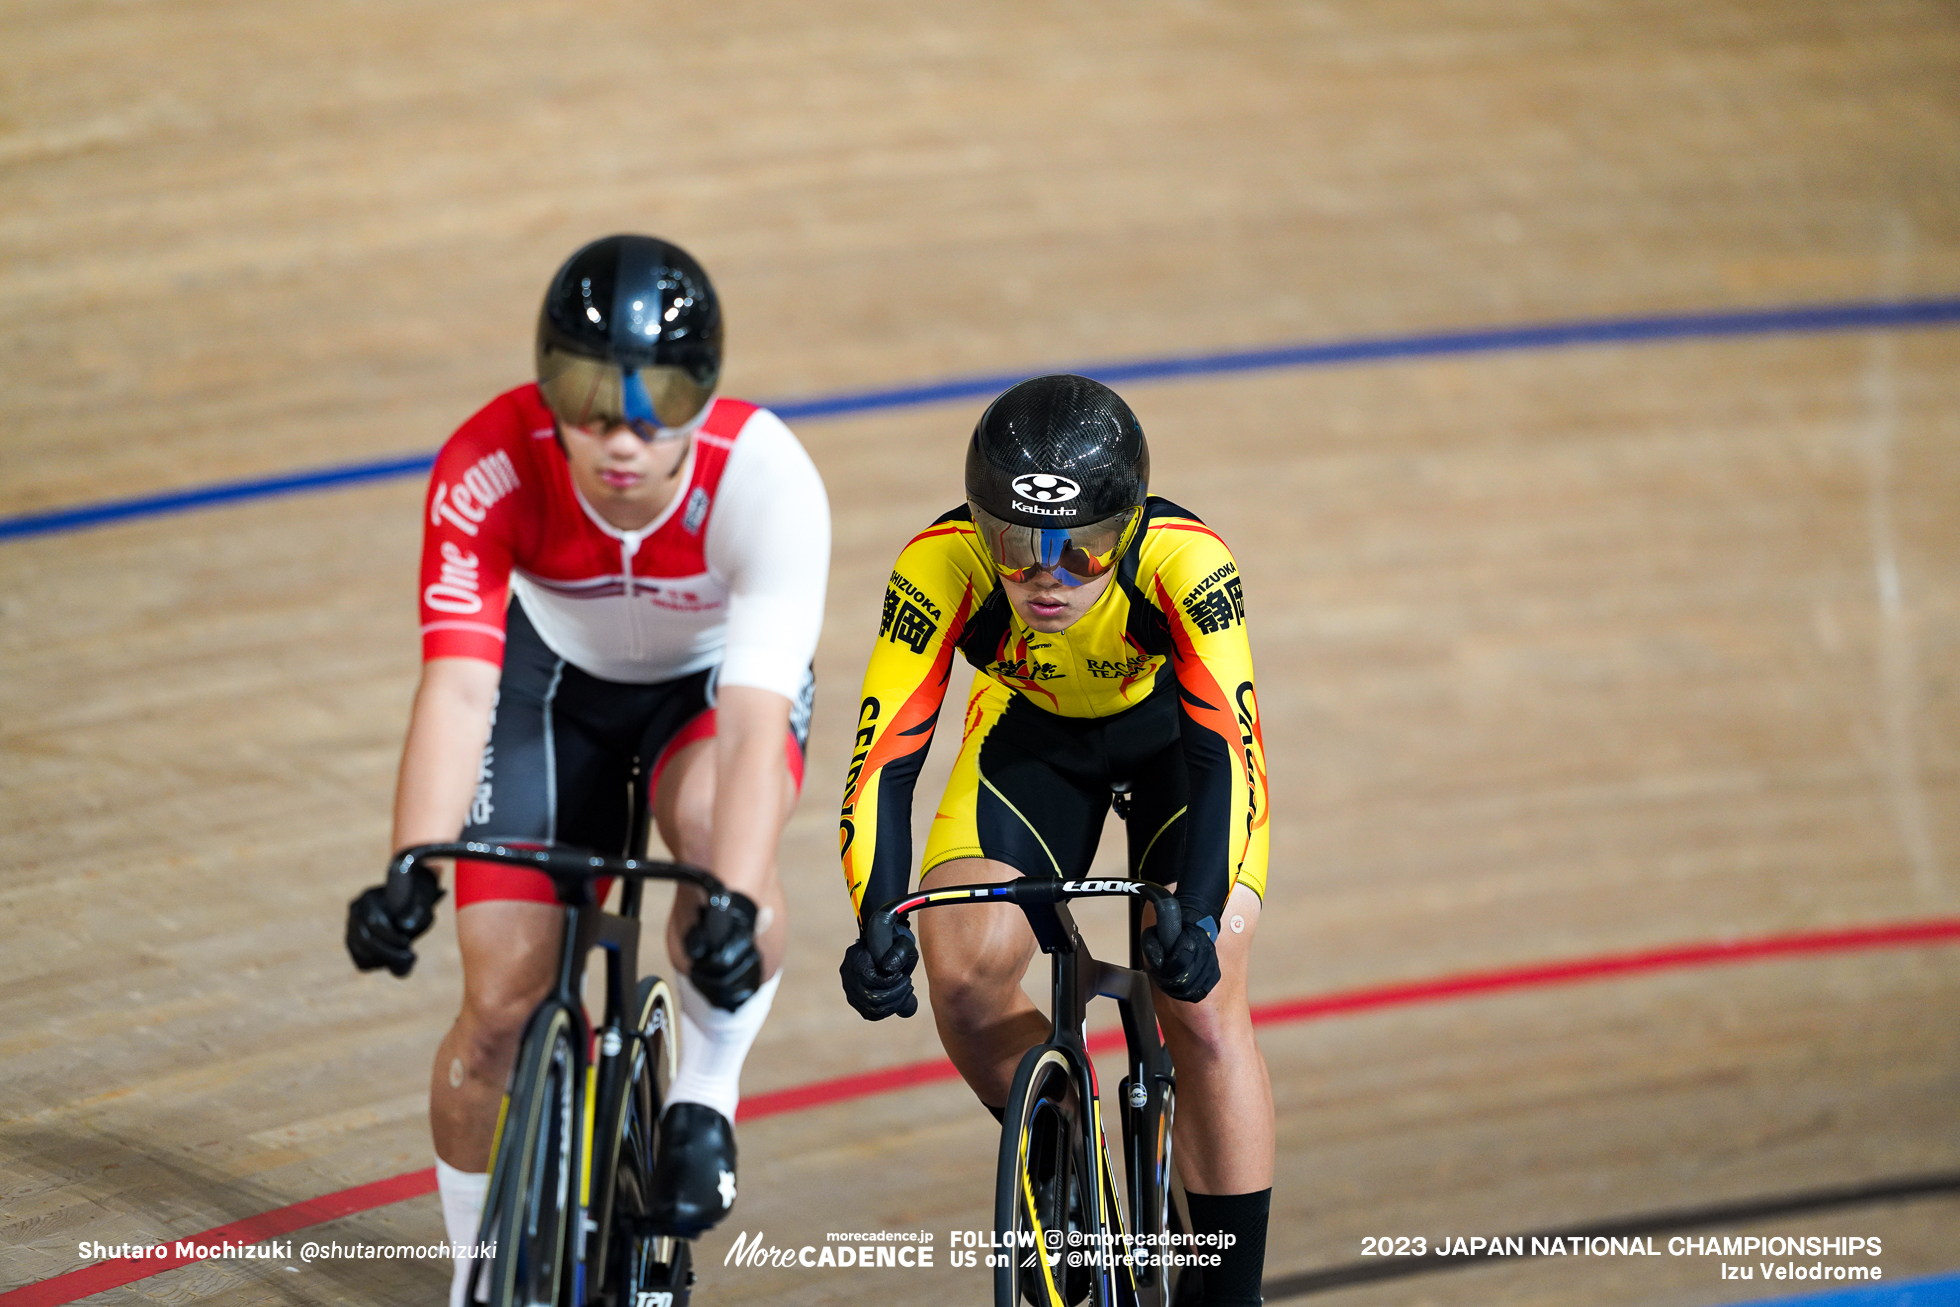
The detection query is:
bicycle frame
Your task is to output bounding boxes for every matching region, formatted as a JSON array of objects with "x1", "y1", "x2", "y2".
[
  {"x1": 391, "y1": 839, "x2": 724, "y2": 1307},
  {"x1": 866, "y1": 877, "x2": 1184, "y2": 1307}
]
